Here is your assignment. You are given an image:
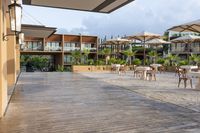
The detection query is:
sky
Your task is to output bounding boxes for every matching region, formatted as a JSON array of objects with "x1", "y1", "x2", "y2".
[{"x1": 22, "y1": 0, "x2": 200, "y2": 38}]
